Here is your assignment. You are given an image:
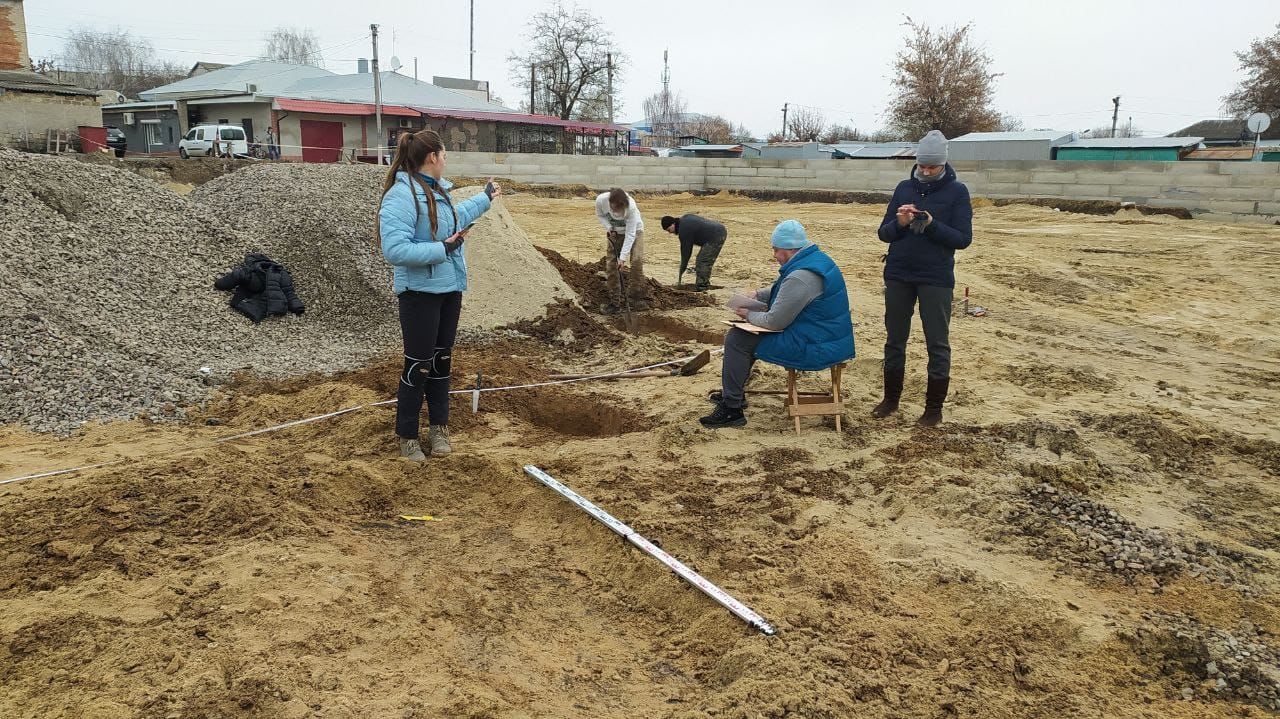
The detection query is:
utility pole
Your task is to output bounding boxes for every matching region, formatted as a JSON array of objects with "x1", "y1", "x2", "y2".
[
  {"x1": 469, "y1": 0, "x2": 475, "y2": 80},
  {"x1": 606, "y1": 52, "x2": 614, "y2": 124},
  {"x1": 780, "y1": 103, "x2": 789, "y2": 141},
  {"x1": 414, "y1": 57, "x2": 418, "y2": 83},
  {"x1": 371, "y1": 24, "x2": 383, "y2": 161},
  {"x1": 529, "y1": 65, "x2": 536, "y2": 115},
  {"x1": 1110, "y1": 95, "x2": 1120, "y2": 138}
]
